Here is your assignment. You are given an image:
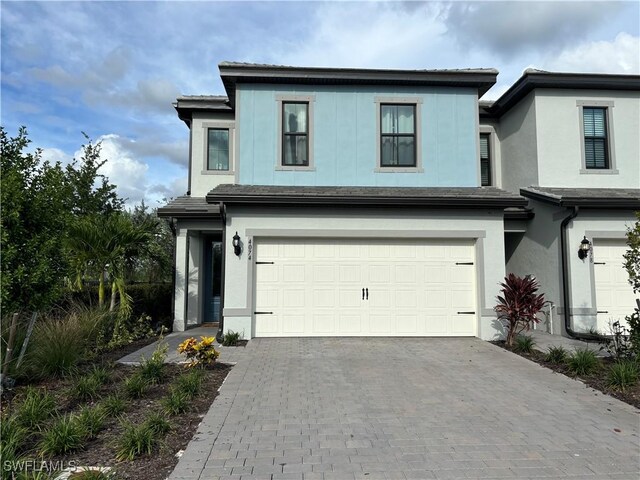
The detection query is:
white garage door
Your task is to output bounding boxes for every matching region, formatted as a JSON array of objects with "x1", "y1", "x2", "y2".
[
  {"x1": 254, "y1": 238, "x2": 477, "y2": 337},
  {"x1": 594, "y1": 239, "x2": 638, "y2": 331}
]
